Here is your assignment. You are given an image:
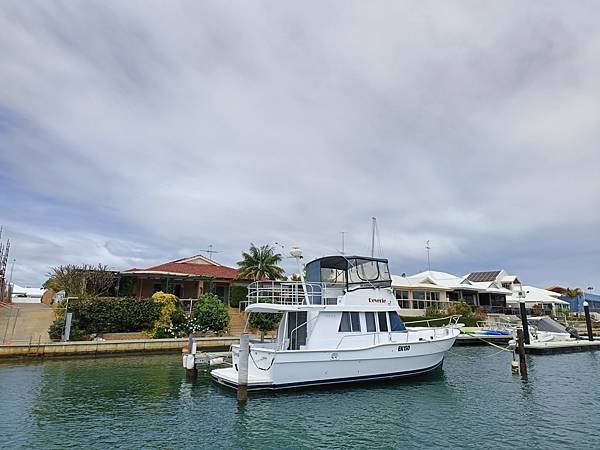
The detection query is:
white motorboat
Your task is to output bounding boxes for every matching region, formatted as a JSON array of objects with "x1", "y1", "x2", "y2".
[
  {"x1": 211, "y1": 252, "x2": 460, "y2": 391},
  {"x1": 508, "y1": 316, "x2": 580, "y2": 347}
]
